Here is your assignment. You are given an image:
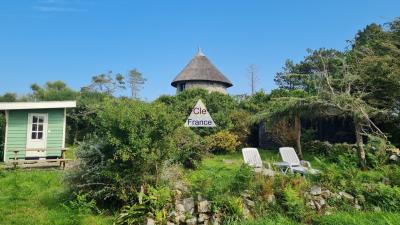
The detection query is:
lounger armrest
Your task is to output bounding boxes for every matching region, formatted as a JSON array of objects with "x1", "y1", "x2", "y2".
[
  {"x1": 273, "y1": 162, "x2": 291, "y2": 167},
  {"x1": 300, "y1": 160, "x2": 311, "y2": 168},
  {"x1": 263, "y1": 161, "x2": 272, "y2": 169}
]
